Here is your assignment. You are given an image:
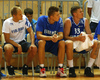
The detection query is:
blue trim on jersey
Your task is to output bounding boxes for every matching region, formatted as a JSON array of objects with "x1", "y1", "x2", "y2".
[
  {"x1": 68, "y1": 16, "x2": 85, "y2": 37},
  {"x1": 94, "y1": 21, "x2": 100, "y2": 40},
  {"x1": 25, "y1": 19, "x2": 37, "y2": 38},
  {"x1": 35, "y1": 15, "x2": 63, "y2": 39}
]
